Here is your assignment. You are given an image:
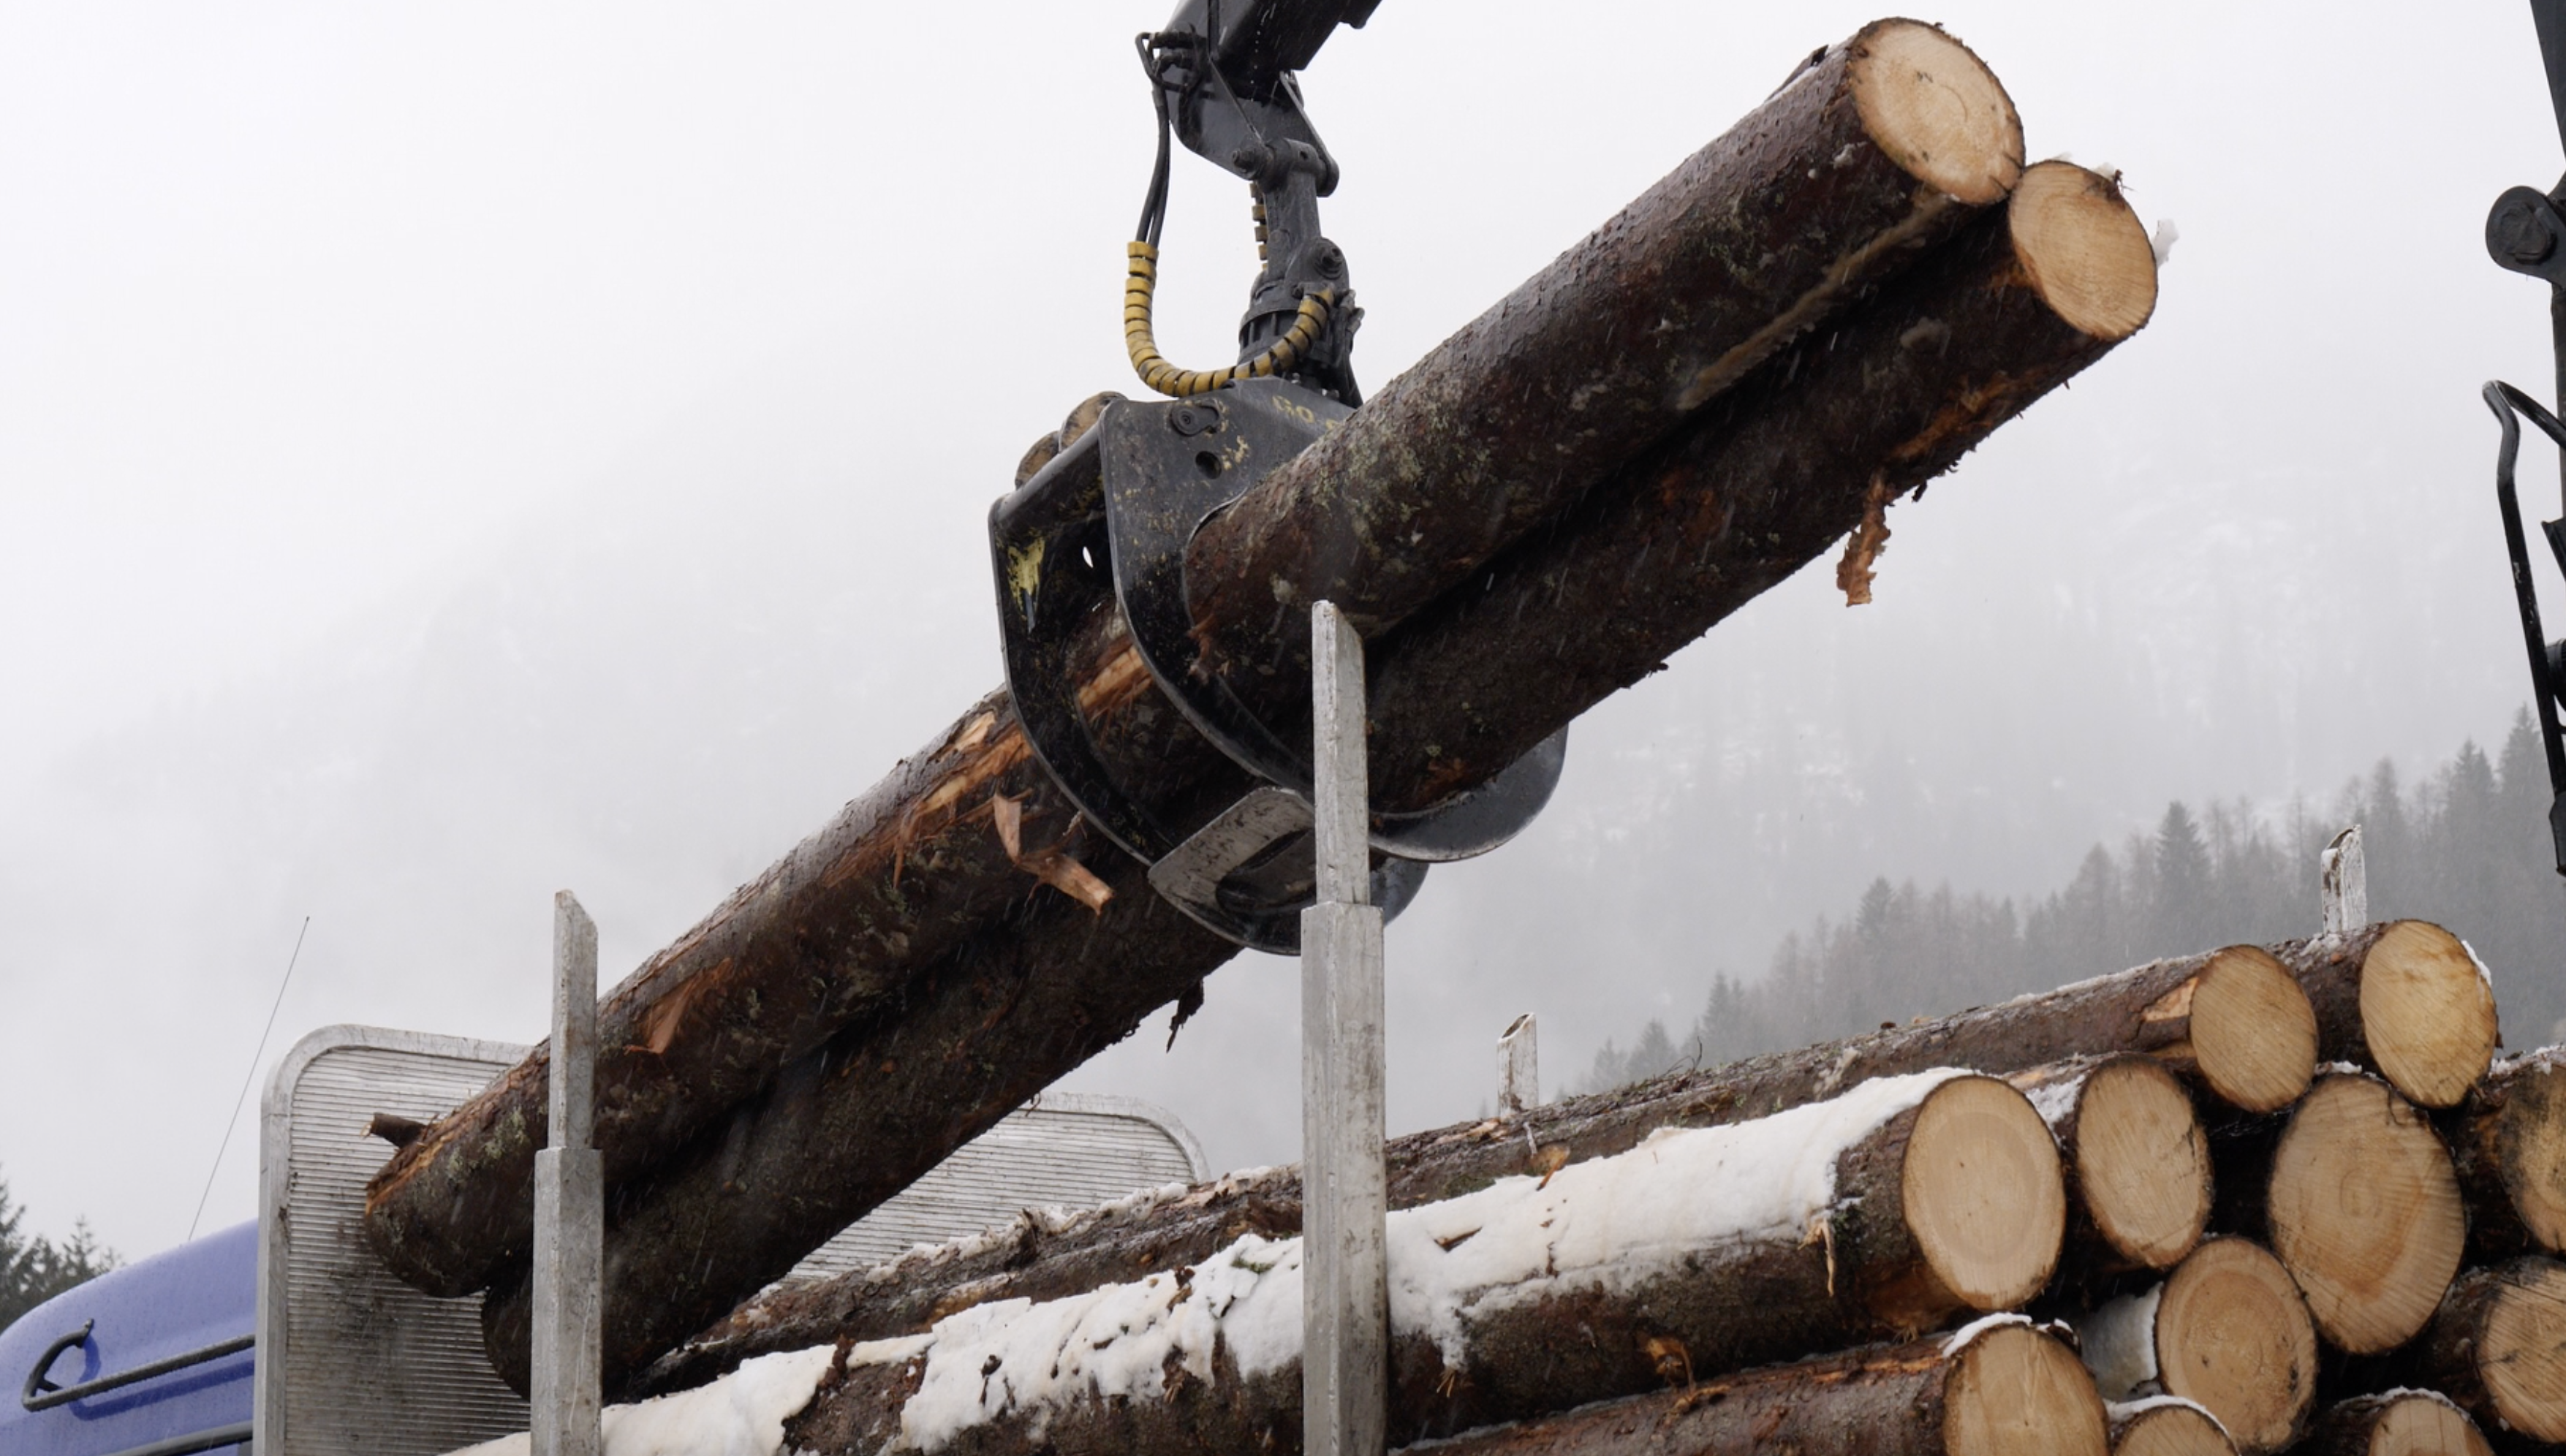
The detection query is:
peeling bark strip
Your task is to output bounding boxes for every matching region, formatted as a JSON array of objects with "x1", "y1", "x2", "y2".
[
  {"x1": 409, "y1": 153, "x2": 2164, "y2": 1372},
  {"x1": 773, "y1": 1076, "x2": 2072, "y2": 1456},
  {"x1": 358, "y1": 16, "x2": 2030, "y2": 1304},
  {"x1": 637, "y1": 938, "x2": 2312, "y2": 1400}
]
